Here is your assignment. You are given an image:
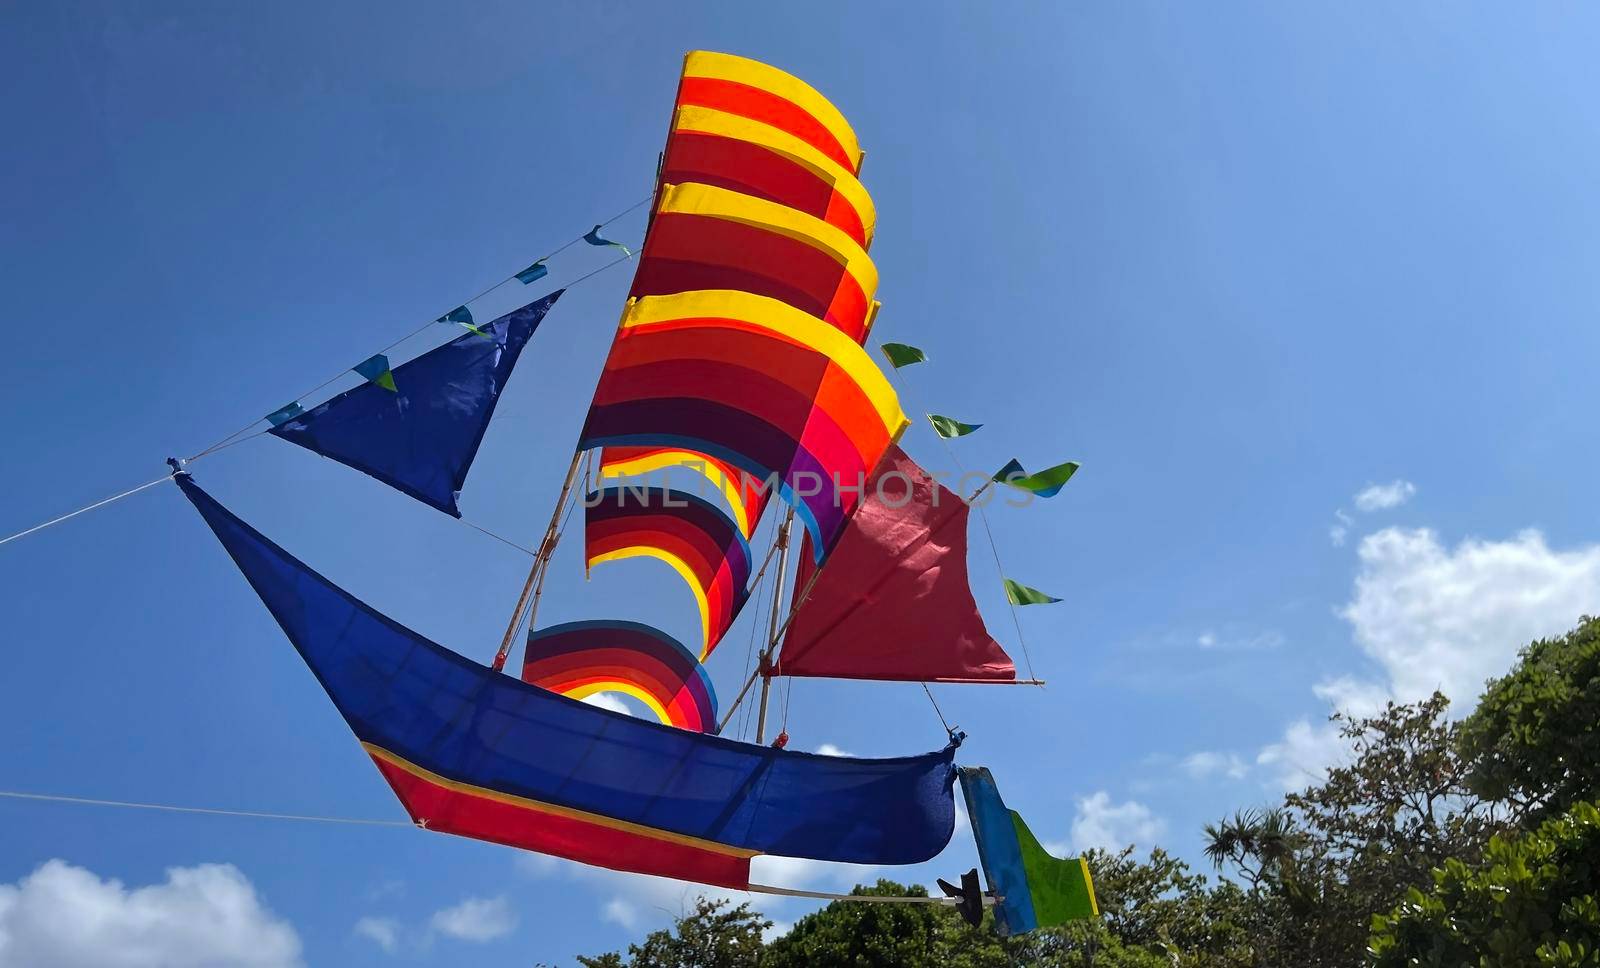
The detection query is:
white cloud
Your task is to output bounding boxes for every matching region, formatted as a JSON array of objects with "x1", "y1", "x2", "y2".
[
  {"x1": 1342, "y1": 527, "x2": 1600, "y2": 705},
  {"x1": 353, "y1": 917, "x2": 400, "y2": 953},
  {"x1": 1181, "y1": 751, "x2": 1248, "y2": 781},
  {"x1": 814, "y1": 744, "x2": 852, "y2": 757},
  {"x1": 0, "y1": 859, "x2": 301, "y2": 968},
  {"x1": 1354, "y1": 480, "x2": 1416, "y2": 512},
  {"x1": 1196, "y1": 632, "x2": 1217, "y2": 648},
  {"x1": 581, "y1": 692, "x2": 633, "y2": 716},
  {"x1": 1069, "y1": 792, "x2": 1165, "y2": 853},
  {"x1": 1259, "y1": 526, "x2": 1600, "y2": 790},
  {"x1": 428, "y1": 896, "x2": 515, "y2": 943}
]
